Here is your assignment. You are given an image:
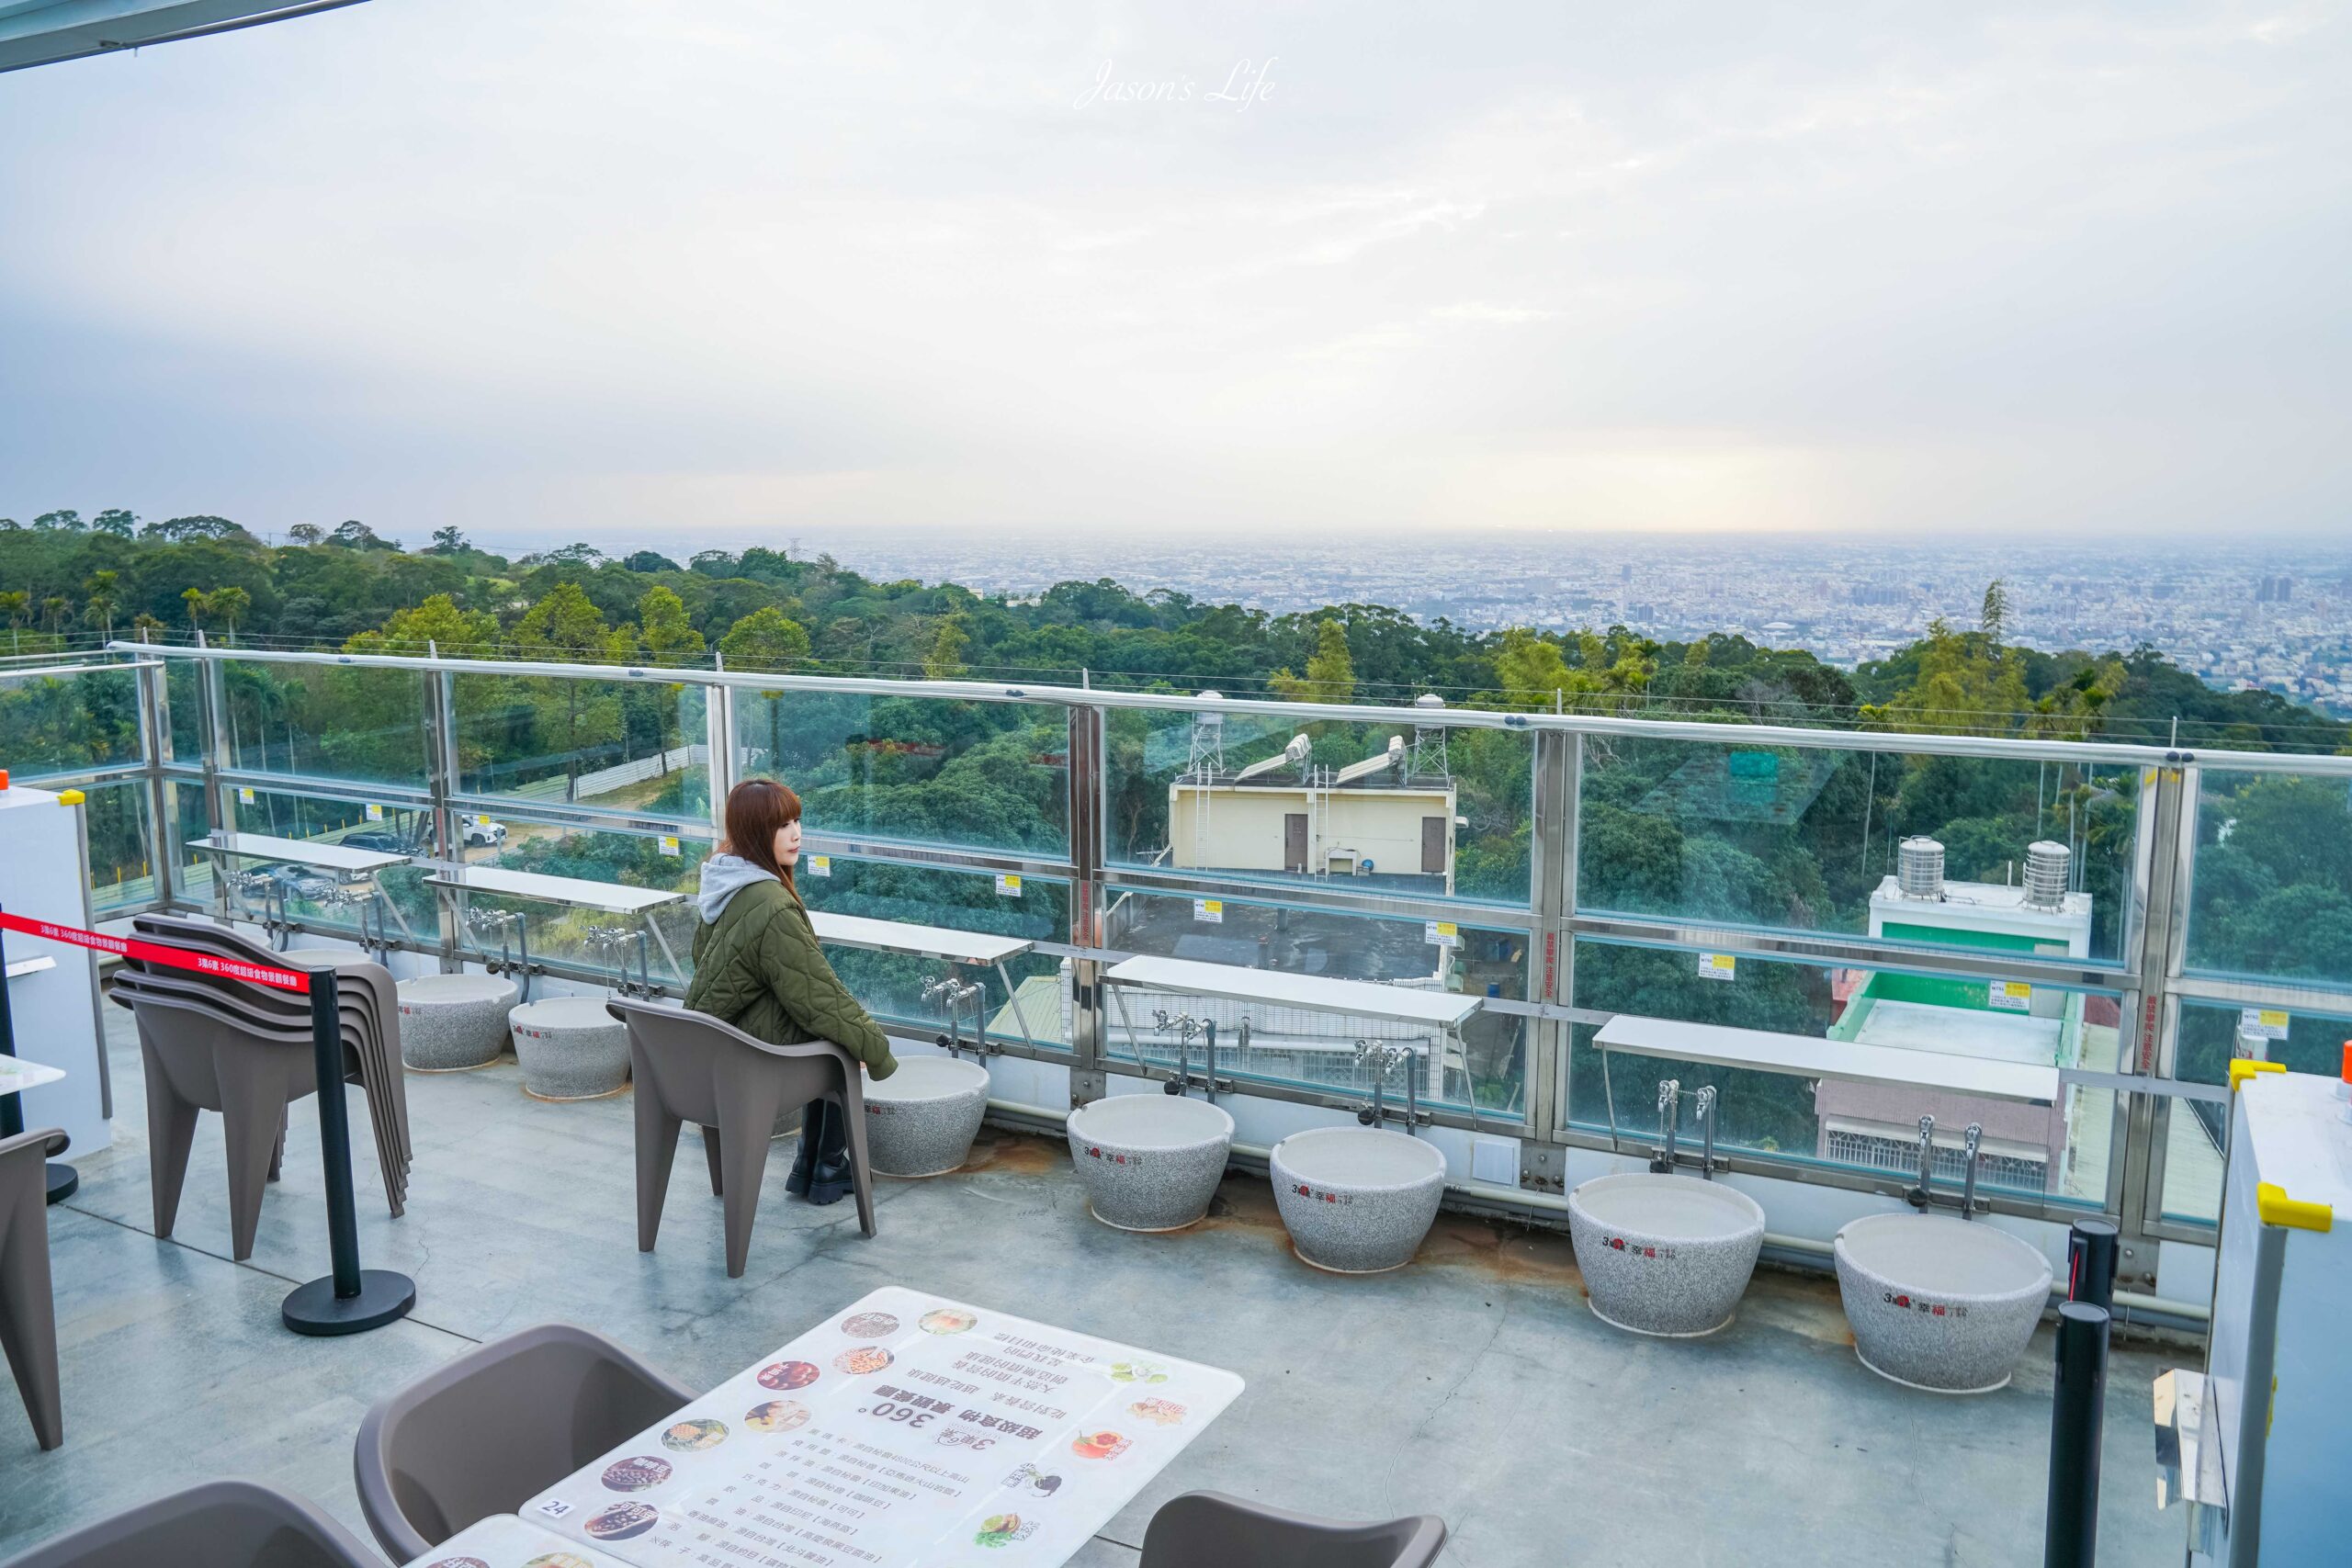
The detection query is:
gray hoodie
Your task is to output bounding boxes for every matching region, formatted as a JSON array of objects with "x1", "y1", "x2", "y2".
[{"x1": 696, "y1": 852, "x2": 778, "y2": 924}]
